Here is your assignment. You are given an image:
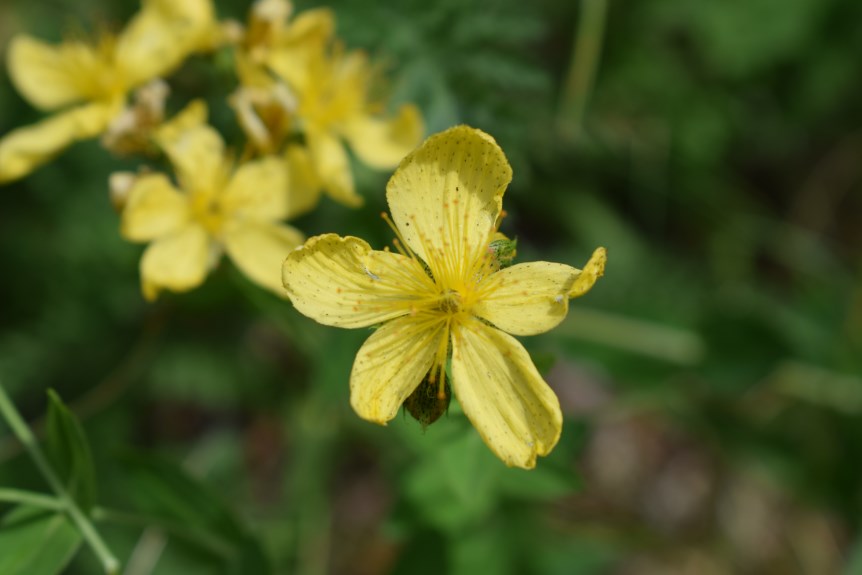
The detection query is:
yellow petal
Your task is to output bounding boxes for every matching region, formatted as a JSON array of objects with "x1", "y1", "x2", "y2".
[
  {"x1": 116, "y1": 0, "x2": 216, "y2": 88},
  {"x1": 266, "y1": 8, "x2": 334, "y2": 94},
  {"x1": 224, "y1": 221, "x2": 303, "y2": 295},
  {"x1": 473, "y1": 262, "x2": 579, "y2": 336},
  {"x1": 7, "y1": 35, "x2": 101, "y2": 110},
  {"x1": 569, "y1": 247, "x2": 607, "y2": 299},
  {"x1": 156, "y1": 99, "x2": 208, "y2": 140},
  {"x1": 0, "y1": 102, "x2": 117, "y2": 183},
  {"x1": 140, "y1": 224, "x2": 211, "y2": 300},
  {"x1": 386, "y1": 125, "x2": 511, "y2": 270},
  {"x1": 306, "y1": 128, "x2": 362, "y2": 207},
  {"x1": 156, "y1": 122, "x2": 225, "y2": 195},
  {"x1": 282, "y1": 234, "x2": 431, "y2": 328},
  {"x1": 450, "y1": 319, "x2": 562, "y2": 469},
  {"x1": 284, "y1": 144, "x2": 322, "y2": 218},
  {"x1": 281, "y1": 7, "x2": 335, "y2": 45},
  {"x1": 121, "y1": 173, "x2": 191, "y2": 241},
  {"x1": 343, "y1": 103, "x2": 424, "y2": 169},
  {"x1": 350, "y1": 314, "x2": 446, "y2": 423},
  {"x1": 221, "y1": 156, "x2": 289, "y2": 221}
]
